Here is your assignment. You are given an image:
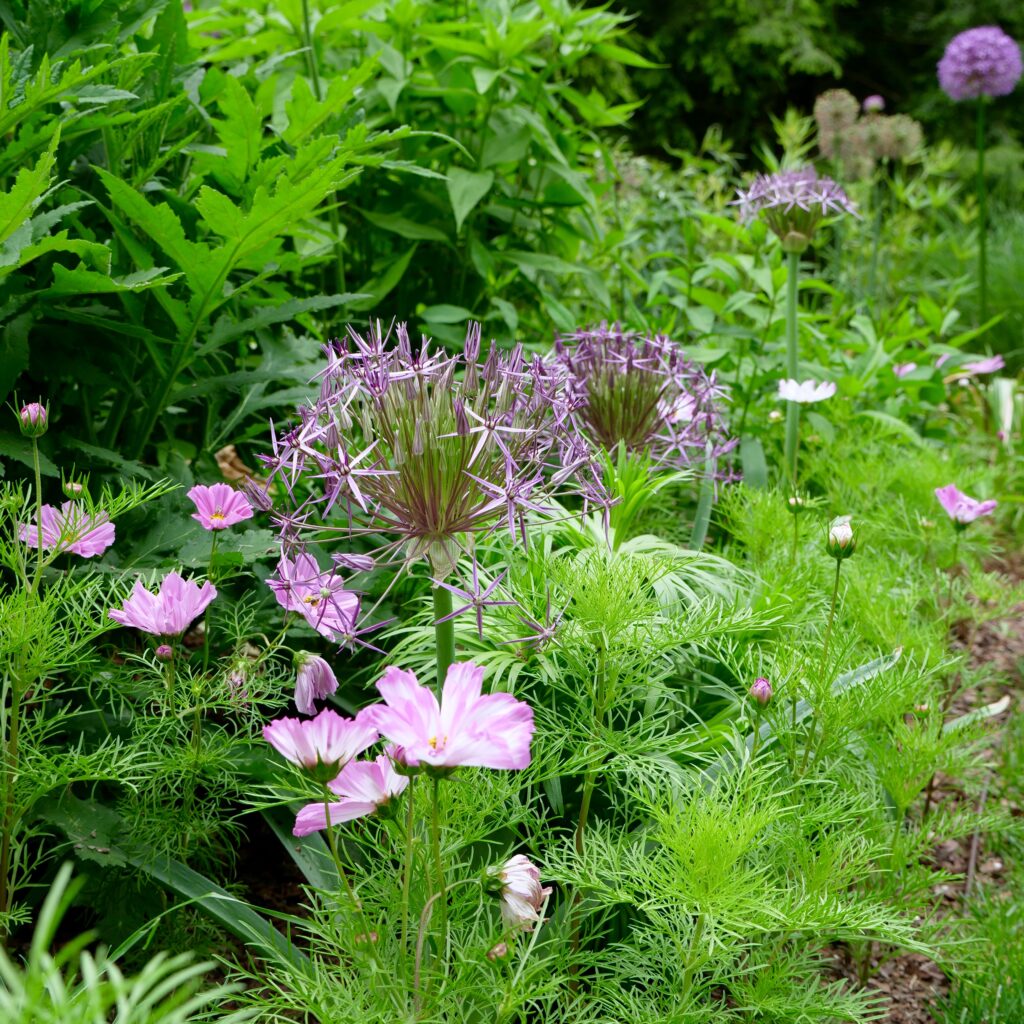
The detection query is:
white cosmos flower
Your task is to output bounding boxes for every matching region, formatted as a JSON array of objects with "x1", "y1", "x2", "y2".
[{"x1": 777, "y1": 379, "x2": 837, "y2": 404}]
